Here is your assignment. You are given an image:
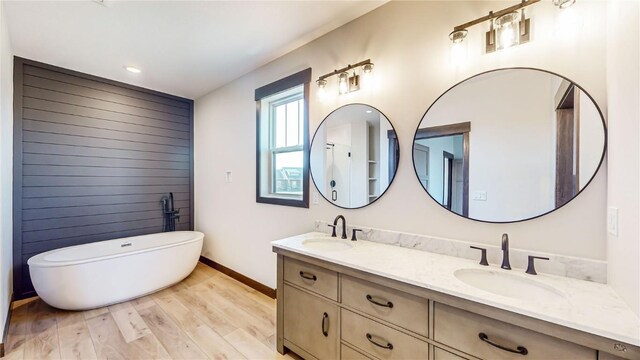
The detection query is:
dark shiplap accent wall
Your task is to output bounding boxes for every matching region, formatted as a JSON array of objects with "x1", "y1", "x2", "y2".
[{"x1": 13, "y1": 57, "x2": 194, "y2": 298}]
